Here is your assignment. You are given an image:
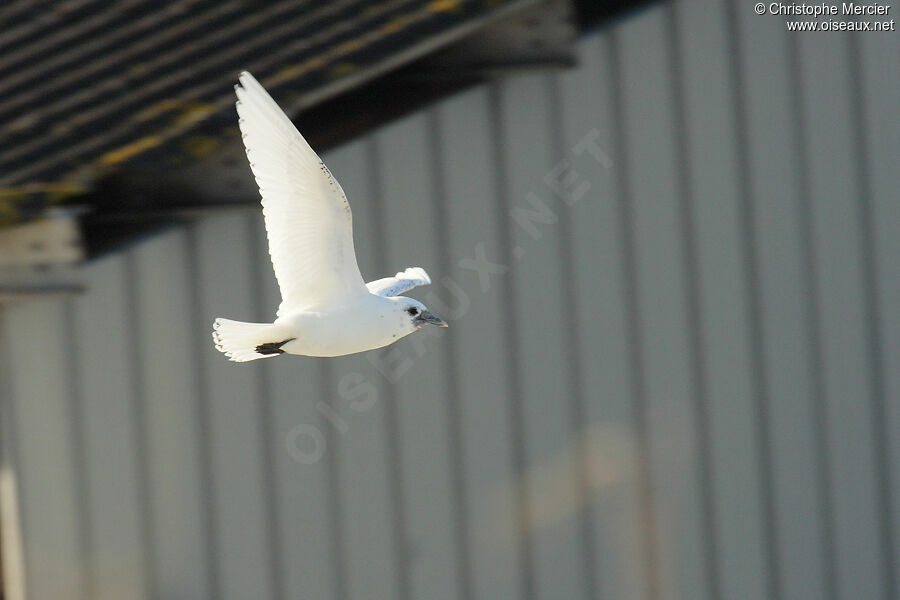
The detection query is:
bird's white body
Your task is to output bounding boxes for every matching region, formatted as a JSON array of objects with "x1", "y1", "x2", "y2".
[
  {"x1": 275, "y1": 294, "x2": 420, "y2": 357},
  {"x1": 212, "y1": 72, "x2": 446, "y2": 362}
]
